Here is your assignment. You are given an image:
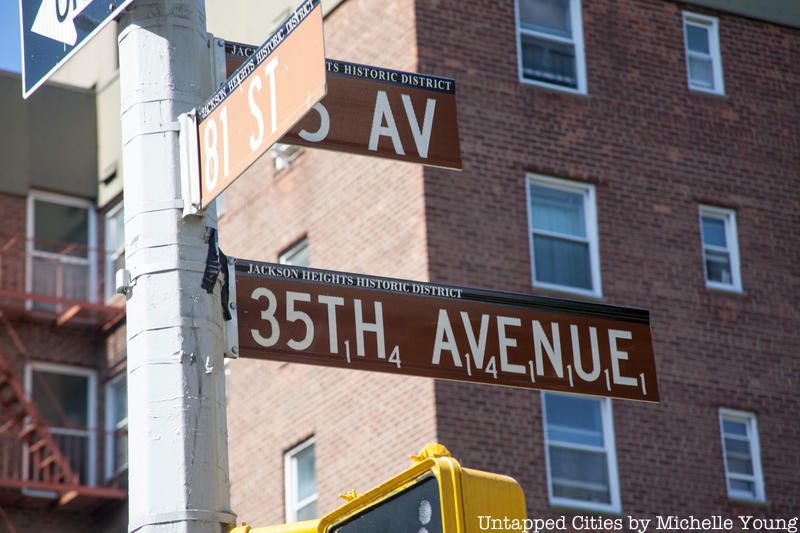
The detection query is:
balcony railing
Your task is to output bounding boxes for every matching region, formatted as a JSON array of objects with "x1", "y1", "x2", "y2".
[
  {"x1": 0, "y1": 426, "x2": 127, "y2": 509},
  {"x1": 0, "y1": 233, "x2": 124, "y2": 327}
]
